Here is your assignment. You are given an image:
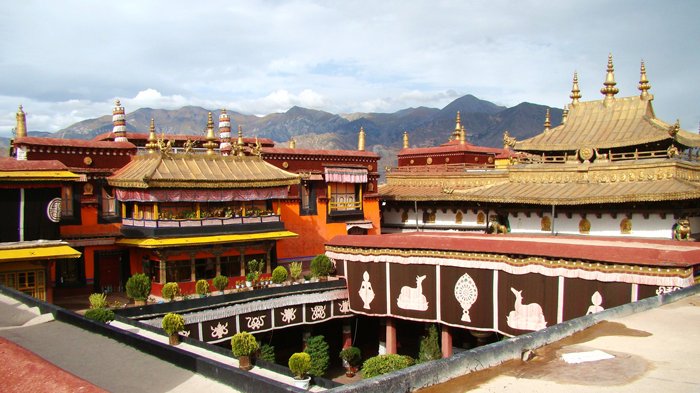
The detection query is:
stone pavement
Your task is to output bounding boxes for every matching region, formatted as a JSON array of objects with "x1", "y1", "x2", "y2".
[{"x1": 418, "y1": 293, "x2": 700, "y2": 393}]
